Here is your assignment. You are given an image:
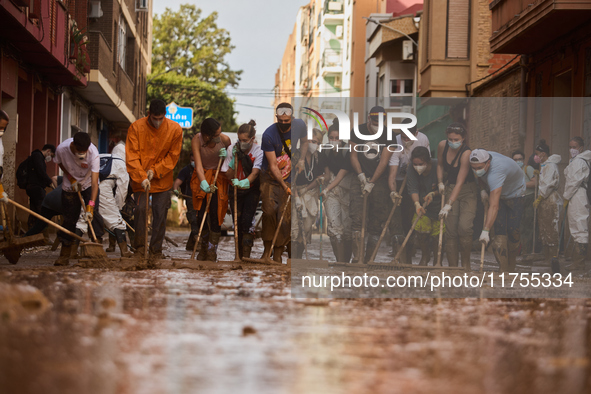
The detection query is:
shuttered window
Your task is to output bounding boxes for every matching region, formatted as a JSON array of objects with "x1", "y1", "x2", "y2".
[{"x1": 446, "y1": 0, "x2": 470, "y2": 59}]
